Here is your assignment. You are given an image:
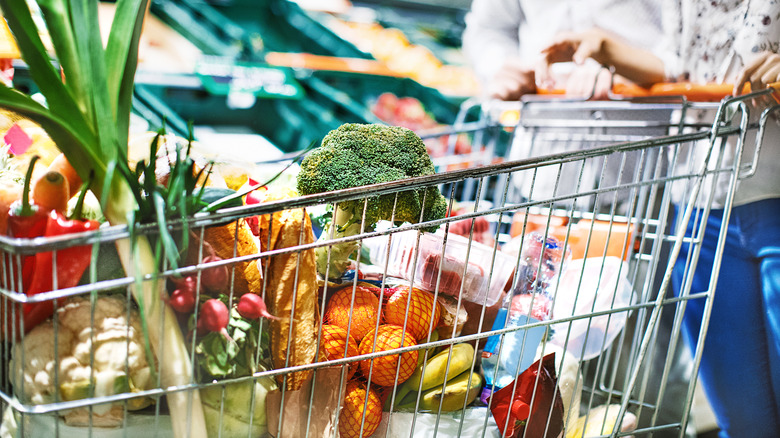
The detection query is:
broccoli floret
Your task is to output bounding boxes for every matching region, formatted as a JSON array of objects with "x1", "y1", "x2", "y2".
[{"x1": 297, "y1": 123, "x2": 448, "y2": 279}]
